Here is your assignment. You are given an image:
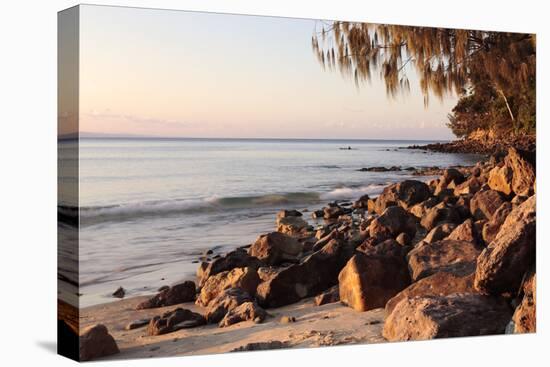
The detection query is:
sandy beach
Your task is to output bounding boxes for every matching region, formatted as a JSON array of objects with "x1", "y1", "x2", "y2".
[{"x1": 81, "y1": 295, "x2": 384, "y2": 359}]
